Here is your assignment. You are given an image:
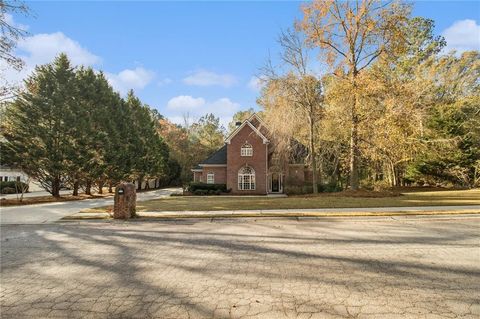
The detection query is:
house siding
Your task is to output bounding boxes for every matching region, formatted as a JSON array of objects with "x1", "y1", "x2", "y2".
[{"x1": 227, "y1": 124, "x2": 268, "y2": 195}]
